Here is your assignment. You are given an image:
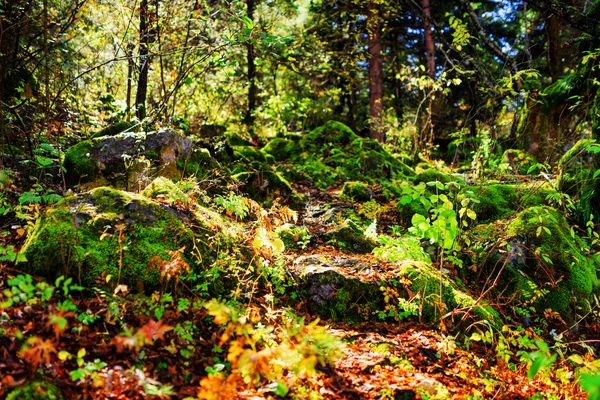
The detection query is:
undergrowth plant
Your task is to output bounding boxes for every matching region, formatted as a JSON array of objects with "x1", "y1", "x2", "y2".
[{"x1": 199, "y1": 300, "x2": 343, "y2": 397}]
